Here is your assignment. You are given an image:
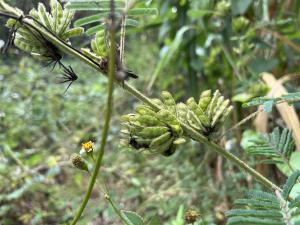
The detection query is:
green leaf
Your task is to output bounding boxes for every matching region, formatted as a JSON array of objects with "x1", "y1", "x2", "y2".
[
  {"x1": 74, "y1": 14, "x2": 107, "y2": 27},
  {"x1": 277, "y1": 152, "x2": 300, "y2": 176},
  {"x1": 263, "y1": 100, "x2": 274, "y2": 113},
  {"x1": 66, "y1": 1, "x2": 124, "y2": 11},
  {"x1": 128, "y1": 8, "x2": 158, "y2": 16},
  {"x1": 147, "y1": 215, "x2": 162, "y2": 225},
  {"x1": 86, "y1": 24, "x2": 105, "y2": 36},
  {"x1": 122, "y1": 210, "x2": 144, "y2": 225},
  {"x1": 147, "y1": 26, "x2": 191, "y2": 91},
  {"x1": 282, "y1": 170, "x2": 300, "y2": 200}
]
